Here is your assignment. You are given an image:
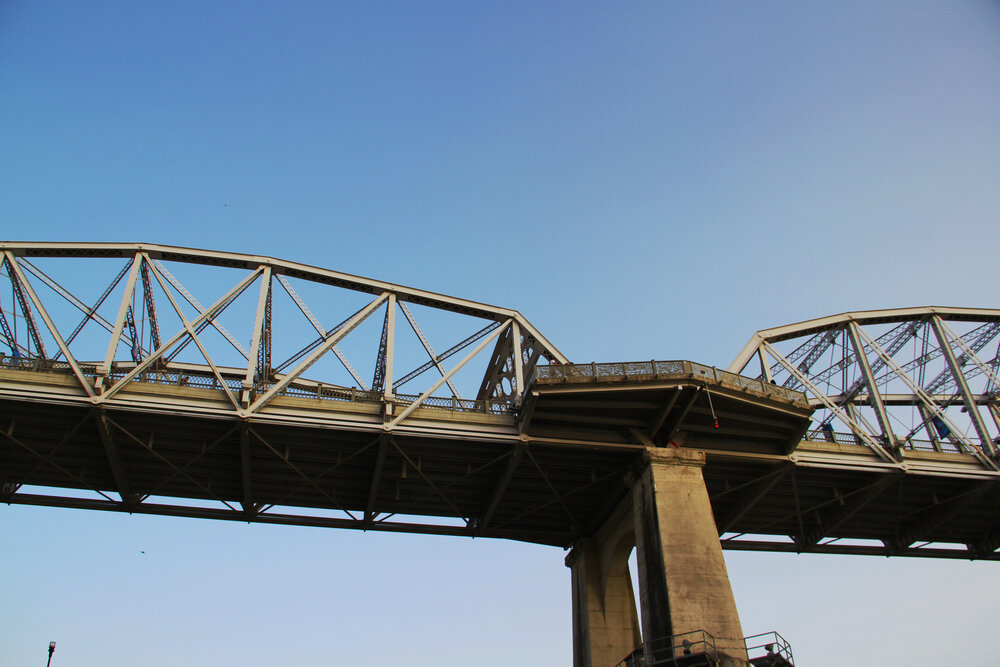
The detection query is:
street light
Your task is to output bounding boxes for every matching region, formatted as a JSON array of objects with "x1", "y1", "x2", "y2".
[{"x1": 46, "y1": 641, "x2": 56, "y2": 667}]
